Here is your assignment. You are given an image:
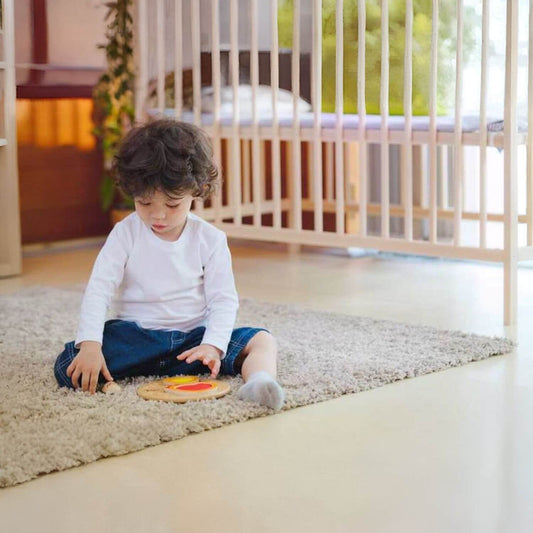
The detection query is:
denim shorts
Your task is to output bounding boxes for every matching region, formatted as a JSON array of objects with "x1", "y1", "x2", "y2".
[{"x1": 54, "y1": 319, "x2": 268, "y2": 389}]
